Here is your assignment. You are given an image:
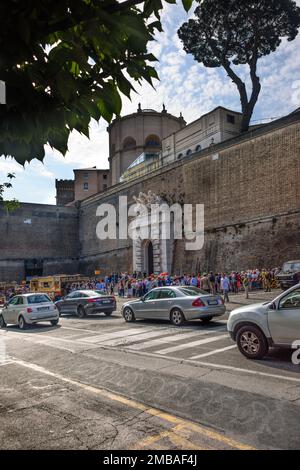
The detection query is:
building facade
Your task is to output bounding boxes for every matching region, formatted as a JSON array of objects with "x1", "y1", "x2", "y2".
[
  {"x1": 108, "y1": 104, "x2": 186, "y2": 186},
  {"x1": 1, "y1": 106, "x2": 300, "y2": 281}
]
